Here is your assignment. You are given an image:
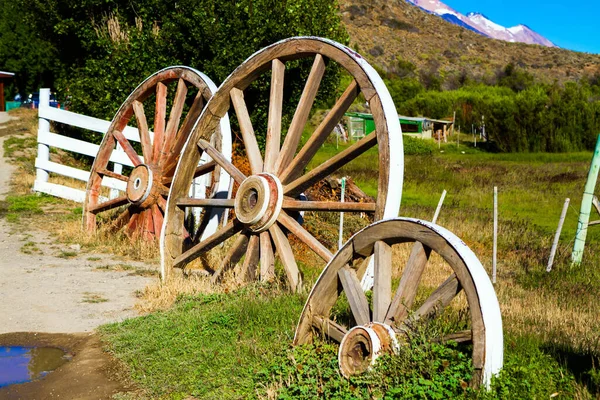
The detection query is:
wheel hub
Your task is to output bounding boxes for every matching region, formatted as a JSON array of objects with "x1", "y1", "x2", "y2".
[
  {"x1": 338, "y1": 322, "x2": 399, "y2": 377},
  {"x1": 234, "y1": 173, "x2": 283, "y2": 233},
  {"x1": 126, "y1": 164, "x2": 155, "y2": 206}
]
